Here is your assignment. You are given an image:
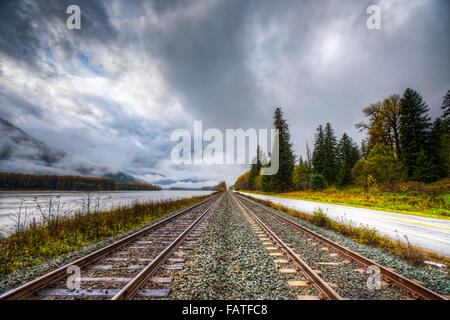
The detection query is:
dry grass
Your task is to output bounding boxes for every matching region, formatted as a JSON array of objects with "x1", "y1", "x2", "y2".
[{"x1": 0, "y1": 193, "x2": 214, "y2": 276}]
